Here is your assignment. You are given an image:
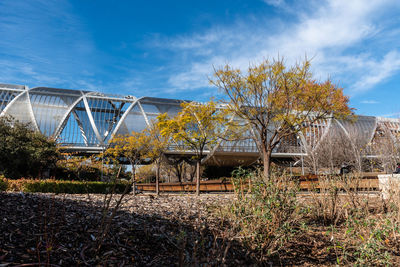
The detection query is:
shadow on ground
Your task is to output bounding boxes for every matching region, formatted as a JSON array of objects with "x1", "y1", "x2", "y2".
[
  {"x1": 0, "y1": 192, "x2": 254, "y2": 266},
  {"x1": 0, "y1": 192, "x2": 347, "y2": 266}
]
